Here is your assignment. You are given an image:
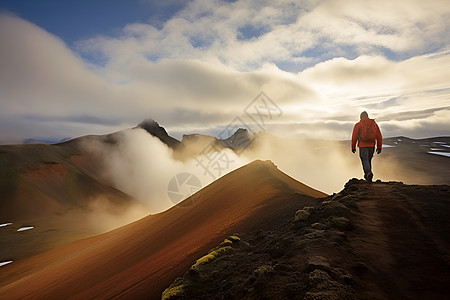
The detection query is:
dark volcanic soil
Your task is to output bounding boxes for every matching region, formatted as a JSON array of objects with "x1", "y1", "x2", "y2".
[{"x1": 163, "y1": 179, "x2": 450, "y2": 300}]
